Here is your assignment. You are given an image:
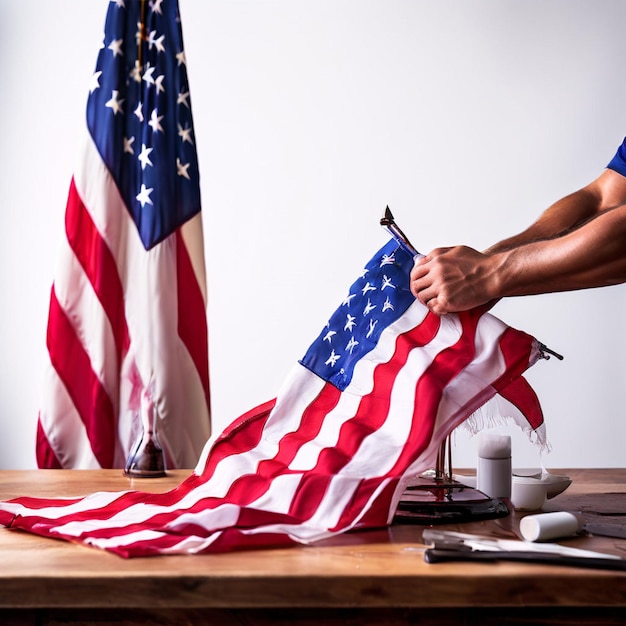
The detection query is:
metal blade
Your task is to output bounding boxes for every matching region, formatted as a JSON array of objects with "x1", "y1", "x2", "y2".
[
  {"x1": 424, "y1": 548, "x2": 626, "y2": 571},
  {"x1": 422, "y1": 528, "x2": 621, "y2": 561}
]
